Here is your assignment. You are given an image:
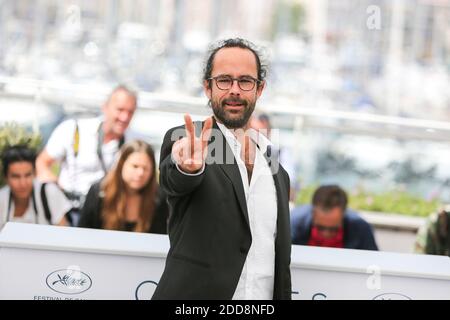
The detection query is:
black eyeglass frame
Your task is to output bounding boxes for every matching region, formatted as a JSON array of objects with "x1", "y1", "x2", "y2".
[
  {"x1": 313, "y1": 224, "x2": 341, "y2": 233},
  {"x1": 207, "y1": 75, "x2": 262, "y2": 91}
]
